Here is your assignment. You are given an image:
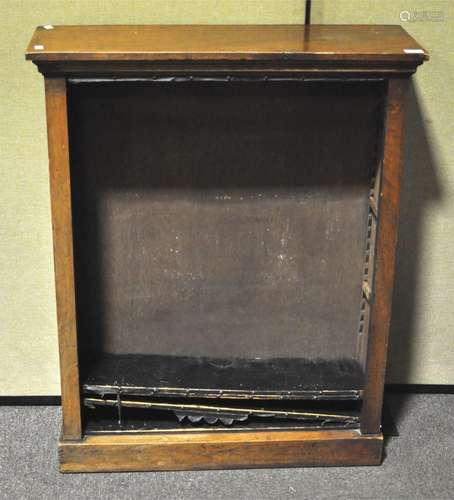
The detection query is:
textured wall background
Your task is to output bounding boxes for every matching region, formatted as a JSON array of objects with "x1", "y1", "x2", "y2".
[
  {"x1": 0, "y1": 0, "x2": 452, "y2": 395},
  {"x1": 311, "y1": 0, "x2": 454, "y2": 385}
]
